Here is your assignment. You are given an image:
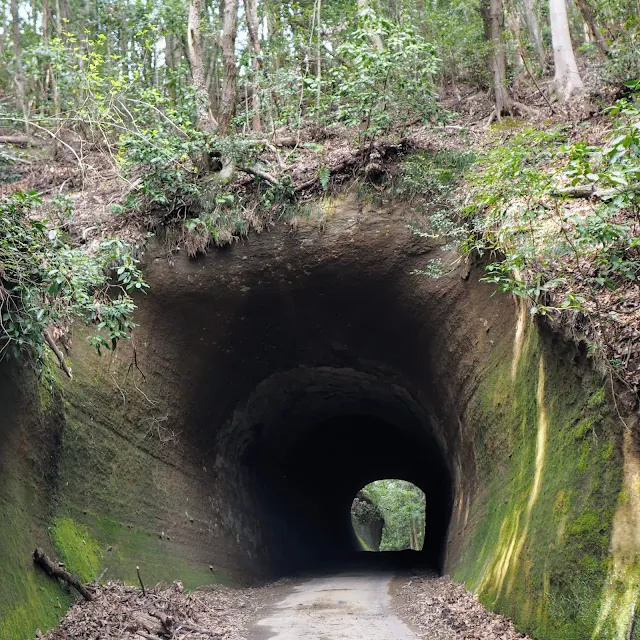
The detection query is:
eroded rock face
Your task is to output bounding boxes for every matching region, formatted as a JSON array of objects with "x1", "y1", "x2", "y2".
[
  {"x1": 351, "y1": 491, "x2": 385, "y2": 551},
  {"x1": 1, "y1": 194, "x2": 636, "y2": 640}
]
